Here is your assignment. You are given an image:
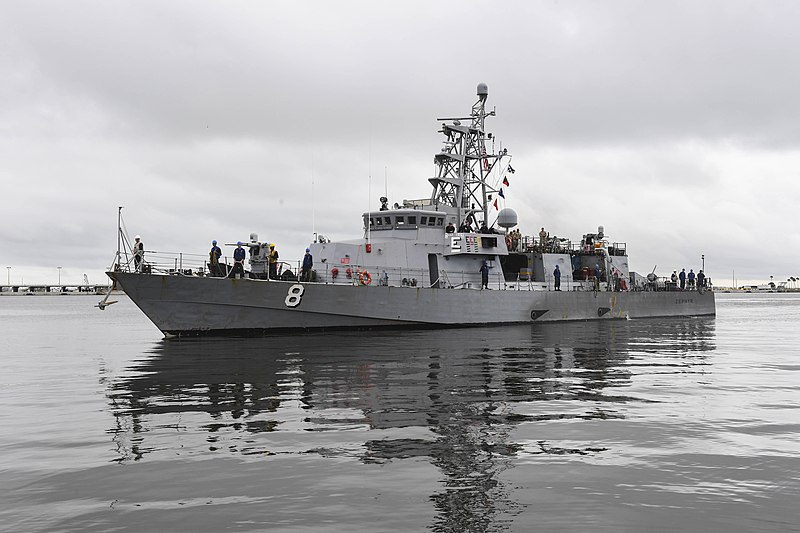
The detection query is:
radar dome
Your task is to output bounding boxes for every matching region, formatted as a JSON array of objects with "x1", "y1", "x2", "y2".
[
  {"x1": 477, "y1": 83, "x2": 488, "y2": 97},
  {"x1": 497, "y1": 208, "x2": 518, "y2": 229}
]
